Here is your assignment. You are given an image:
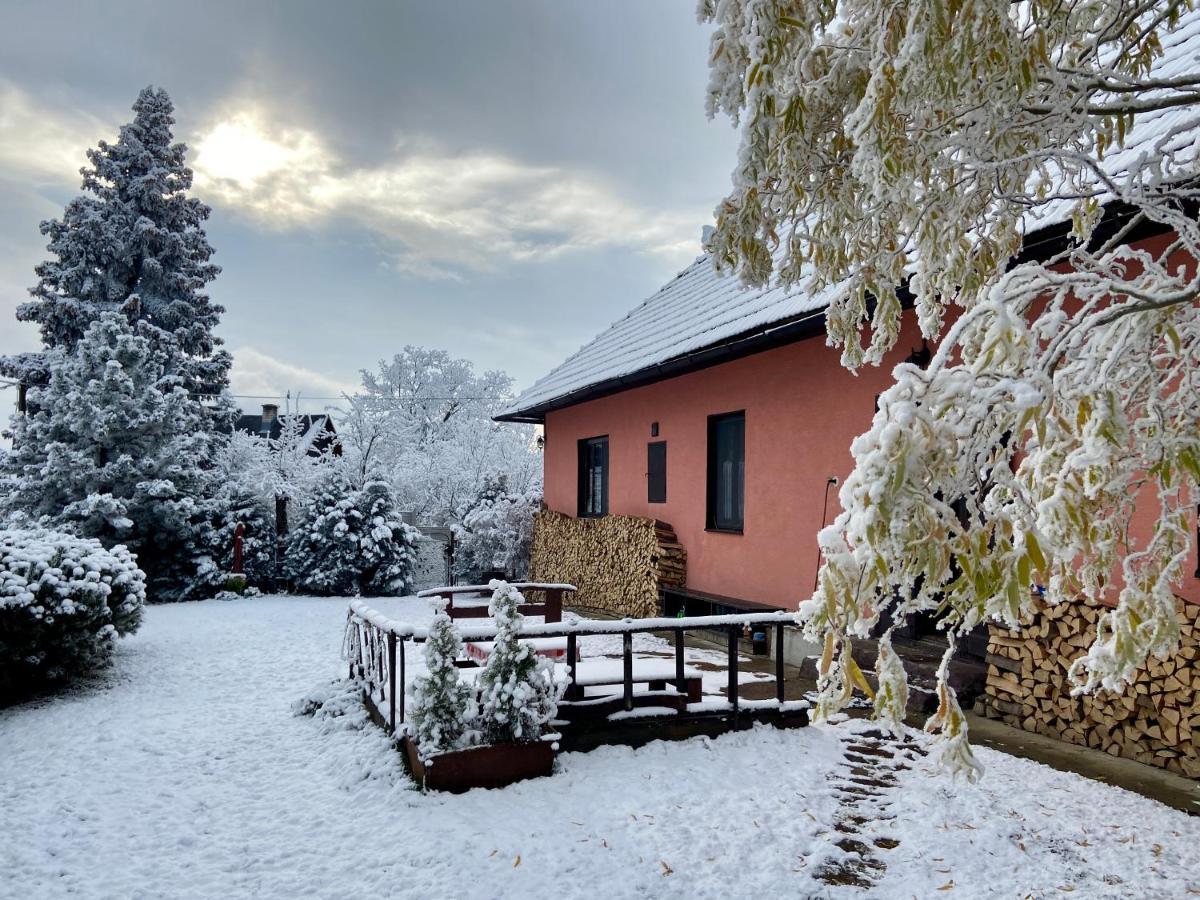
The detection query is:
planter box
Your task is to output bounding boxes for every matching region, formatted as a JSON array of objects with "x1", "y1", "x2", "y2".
[{"x1": 402, "y1": 736, "x2": 556, "y2": 793}]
